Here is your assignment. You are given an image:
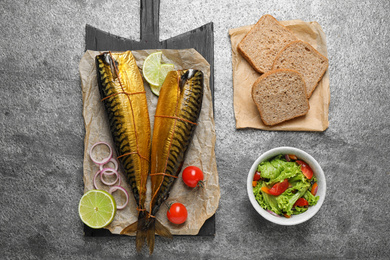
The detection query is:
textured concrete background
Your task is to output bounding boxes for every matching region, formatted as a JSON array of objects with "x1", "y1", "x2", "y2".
[{"x1": 1, "y1": 0, "x2": 389, "y2": 259}]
